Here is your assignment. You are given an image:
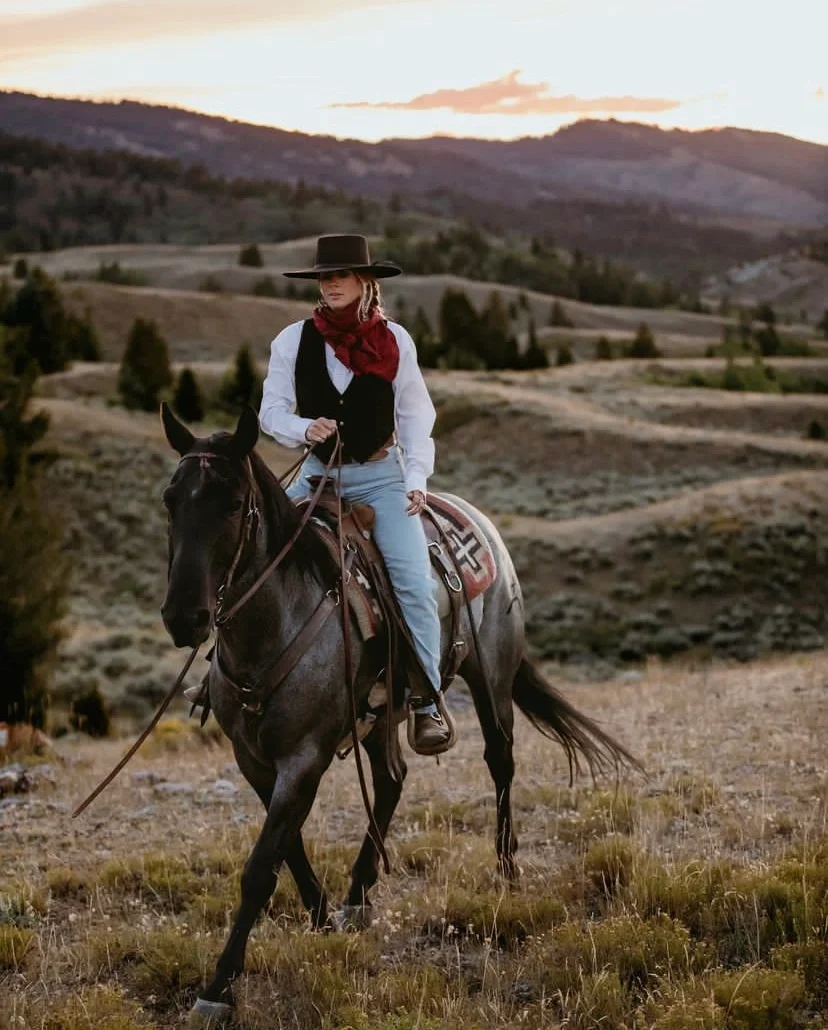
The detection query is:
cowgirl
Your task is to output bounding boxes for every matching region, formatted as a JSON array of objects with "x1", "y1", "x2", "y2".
[{"x1": 259, "y1": 234, "x2": 453, "y2": 756}]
